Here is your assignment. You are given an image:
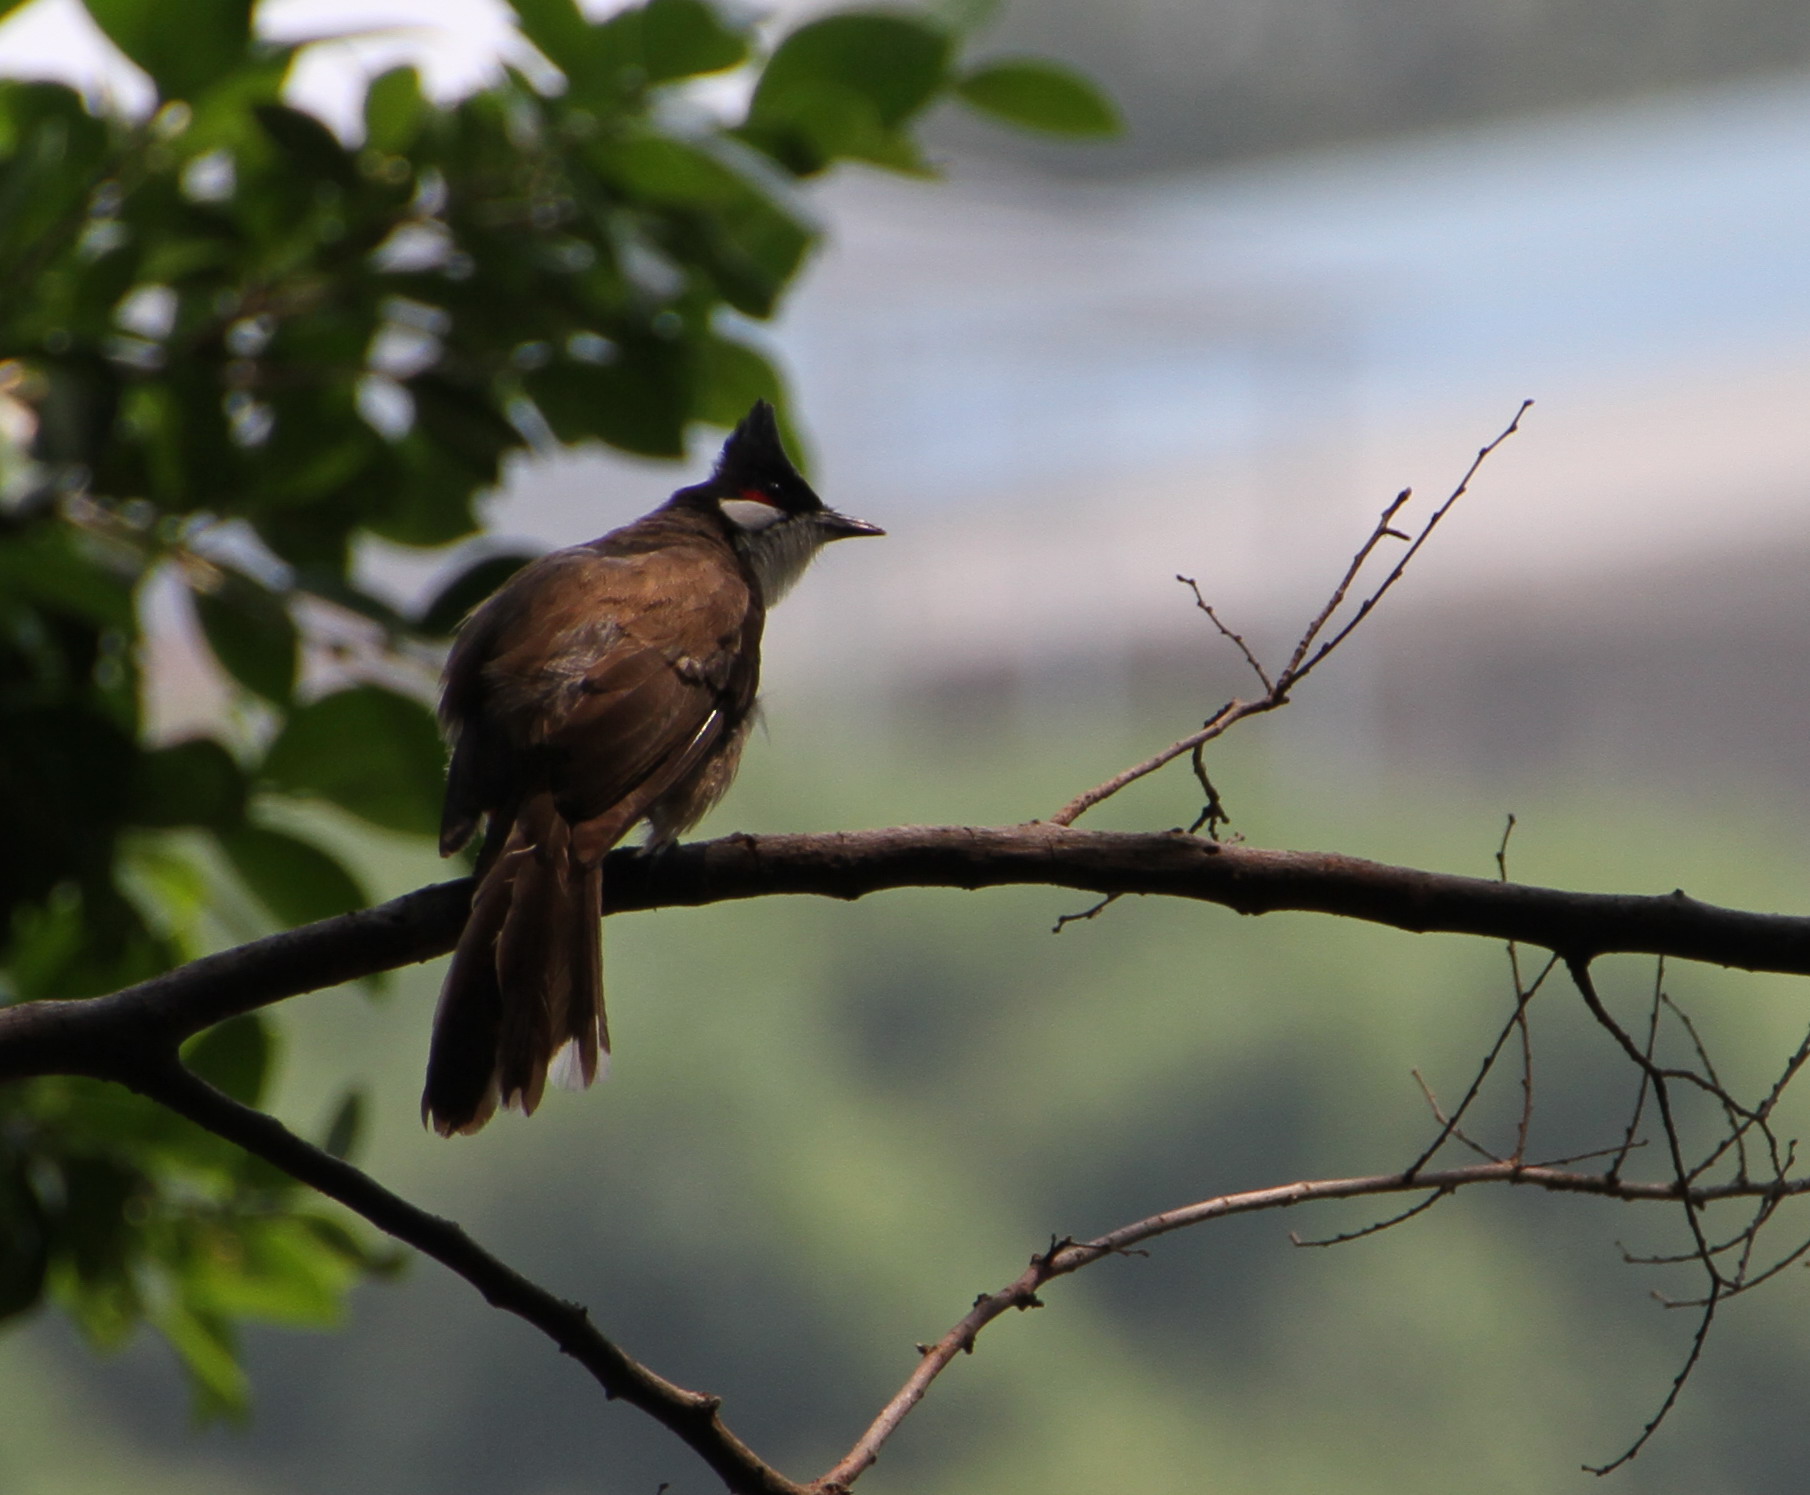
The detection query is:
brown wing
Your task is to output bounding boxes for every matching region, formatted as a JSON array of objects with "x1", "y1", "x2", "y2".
[{"x1": 441, "y1": 527, "x2": 760, "y2": 863}]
